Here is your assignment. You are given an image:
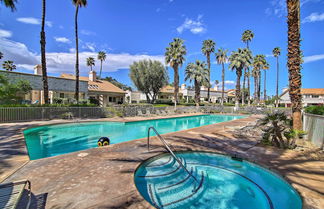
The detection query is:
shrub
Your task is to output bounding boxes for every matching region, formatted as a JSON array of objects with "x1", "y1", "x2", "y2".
[
  {"x1": 155, "y1": 99, "x2": 173, "y2": 105},
  {"x1": 304, "y1": 105, "x2": 324, "y2": 115}
]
